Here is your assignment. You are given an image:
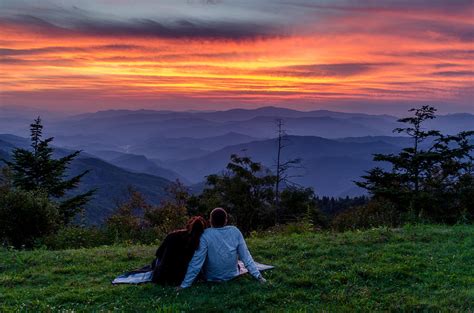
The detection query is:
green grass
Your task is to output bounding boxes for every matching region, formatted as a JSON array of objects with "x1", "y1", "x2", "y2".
[{"x1": 1, "y1": 225, "x2": 473, "y2": 312}]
